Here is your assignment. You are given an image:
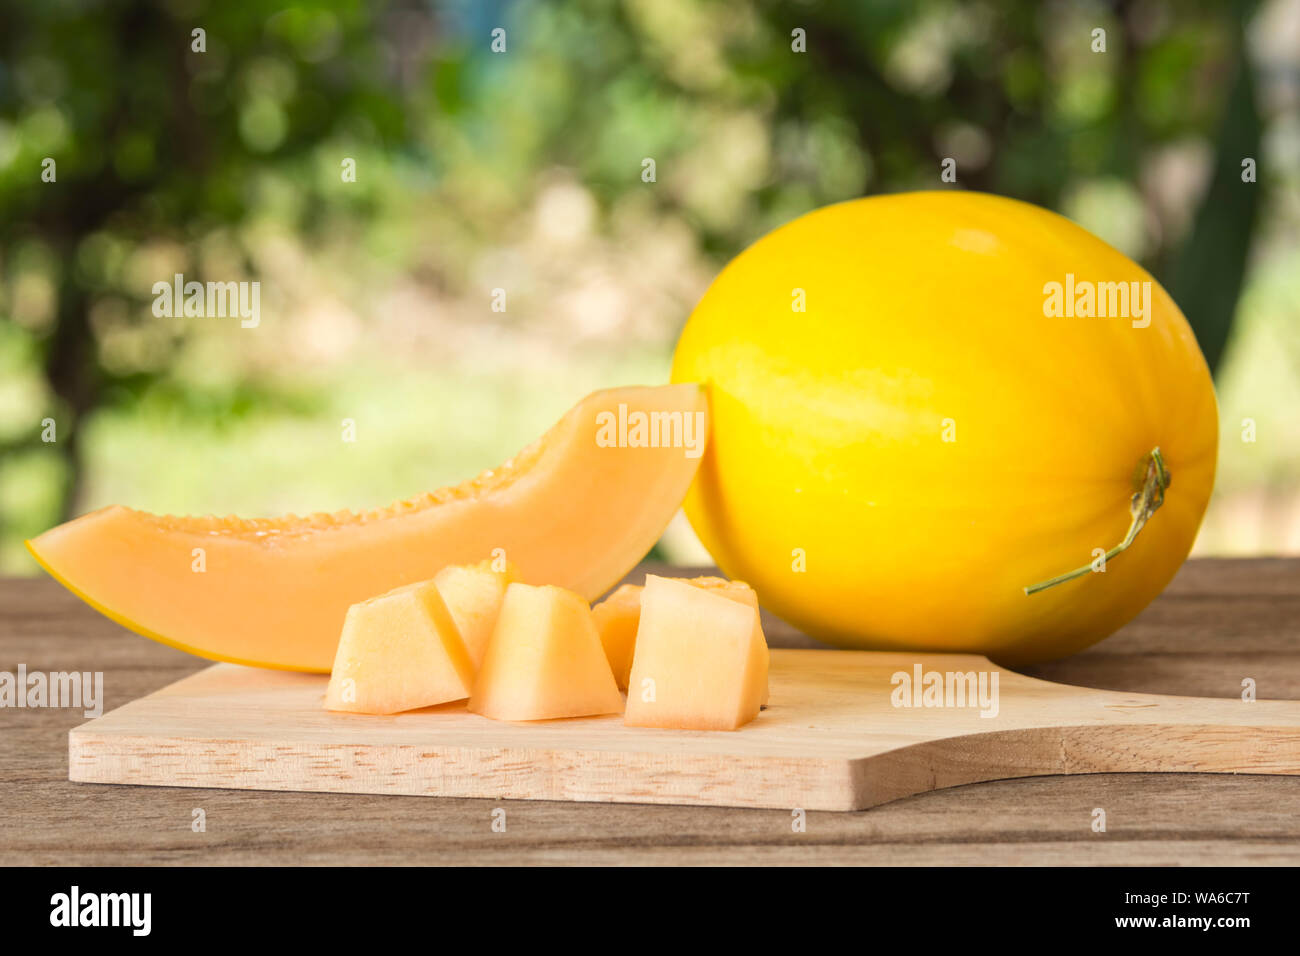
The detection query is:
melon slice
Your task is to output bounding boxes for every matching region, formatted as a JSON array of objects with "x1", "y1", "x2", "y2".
[
  {"x1": 324, "y1": 579, "x2": 475, "y2": 715},
  {"x1": 592, "y1": 576, "x2": 769, "y2": 702},
  {"x1": 590, "y1": 584, "x2": 641, "y2": 690},
  {"x1": 26, "y1": 384, "x2": 707, "y2": 672},
  {"x1": 469, "y1": 583, "x2": 623, "y2": 722},
  {"x1": 433, "y1": 558, "x2": 519, "y2": 668},
  {"x1": 624, "y1": 574, "x2": 768, "y2": 731}
]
